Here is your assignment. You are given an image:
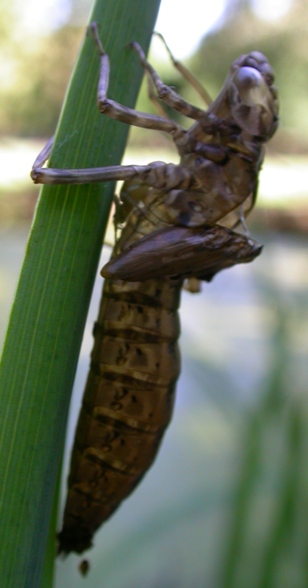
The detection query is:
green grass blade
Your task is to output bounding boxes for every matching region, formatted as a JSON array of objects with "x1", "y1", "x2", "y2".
[{"x1": 0, "y1": 0, "x2": 161, "y2": 586}]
